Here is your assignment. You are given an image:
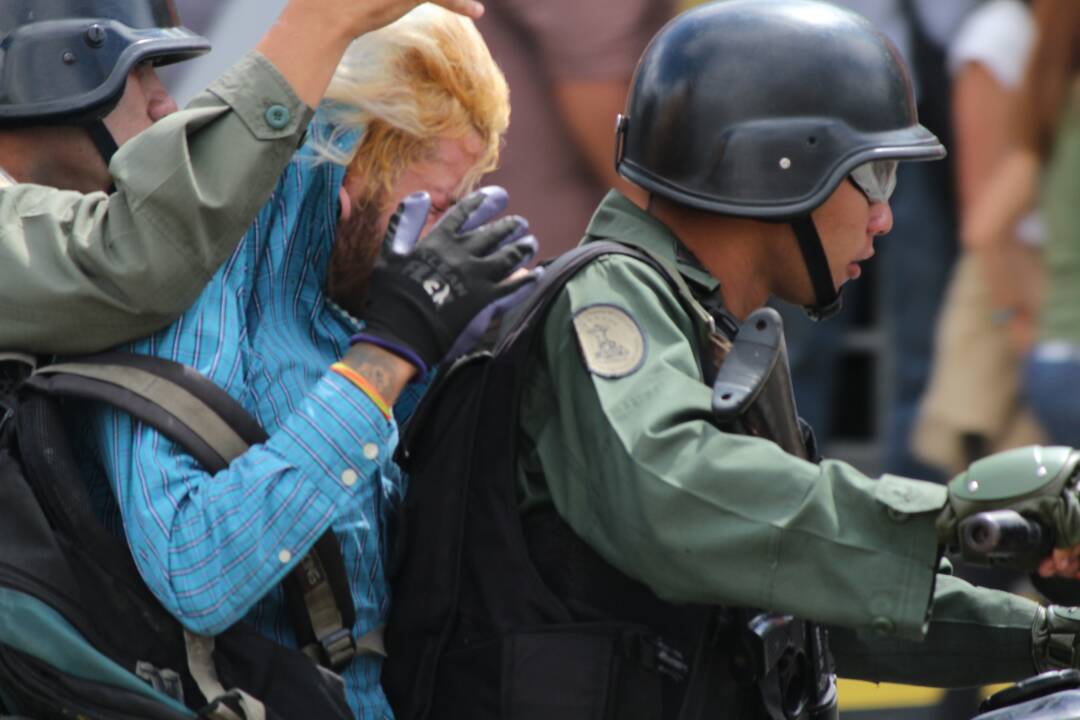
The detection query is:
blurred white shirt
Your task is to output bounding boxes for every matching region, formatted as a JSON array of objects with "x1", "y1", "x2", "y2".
[{"x1": 831, "y1": 0, "x2": 978, "y2": 100}]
